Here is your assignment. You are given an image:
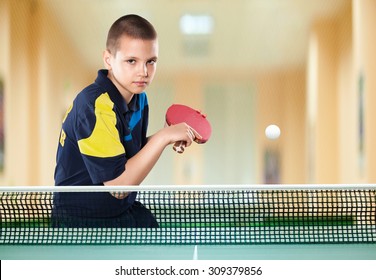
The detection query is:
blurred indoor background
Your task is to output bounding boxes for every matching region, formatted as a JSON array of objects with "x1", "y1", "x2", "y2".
[{"x1": 0, "y1": 0, "x2": 375, "y2": 186}]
